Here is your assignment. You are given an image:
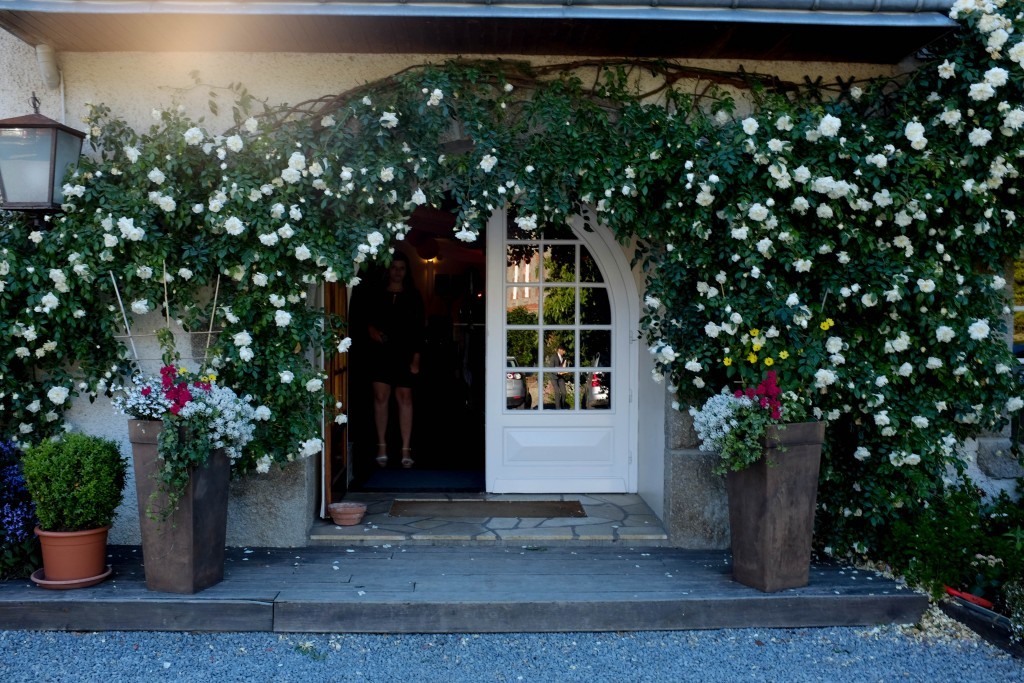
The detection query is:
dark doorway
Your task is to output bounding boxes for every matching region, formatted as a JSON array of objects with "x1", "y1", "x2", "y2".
[{"x1": 346, "y1": 209, "x2": 486, "y2": 493}]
